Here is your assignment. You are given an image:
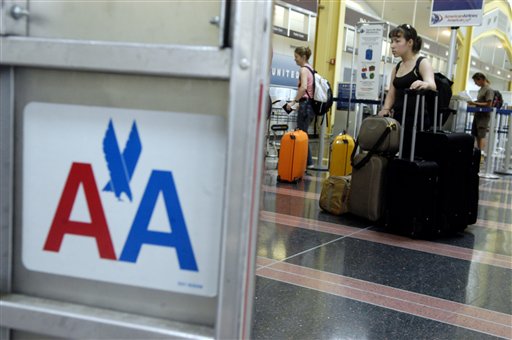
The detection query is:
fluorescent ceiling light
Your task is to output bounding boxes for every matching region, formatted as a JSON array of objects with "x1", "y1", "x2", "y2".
[{"x1": 346, "y1": 0, "x2": 364, "y2": 12}]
